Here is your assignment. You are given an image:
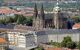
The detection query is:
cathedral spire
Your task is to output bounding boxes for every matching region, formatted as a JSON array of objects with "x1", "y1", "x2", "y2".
[
  {"x1": 53, "y1": 0, "x2": 60, "y2": 12},
  {"x1": 33, "y1": 3, "x2": 38, "y2": 28},
  {"x1": 41, "y1": 4, "x2": 45, "y2": 19},
  {"x1": 56, "y1": 0, "x2": 59, "y2": 6},
  {"x1": 53, "y1": 0, "x2": 61, "y2": 29},
  {"x1": 34, "y1": 3, "x2": 38, "y2": 18}
]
